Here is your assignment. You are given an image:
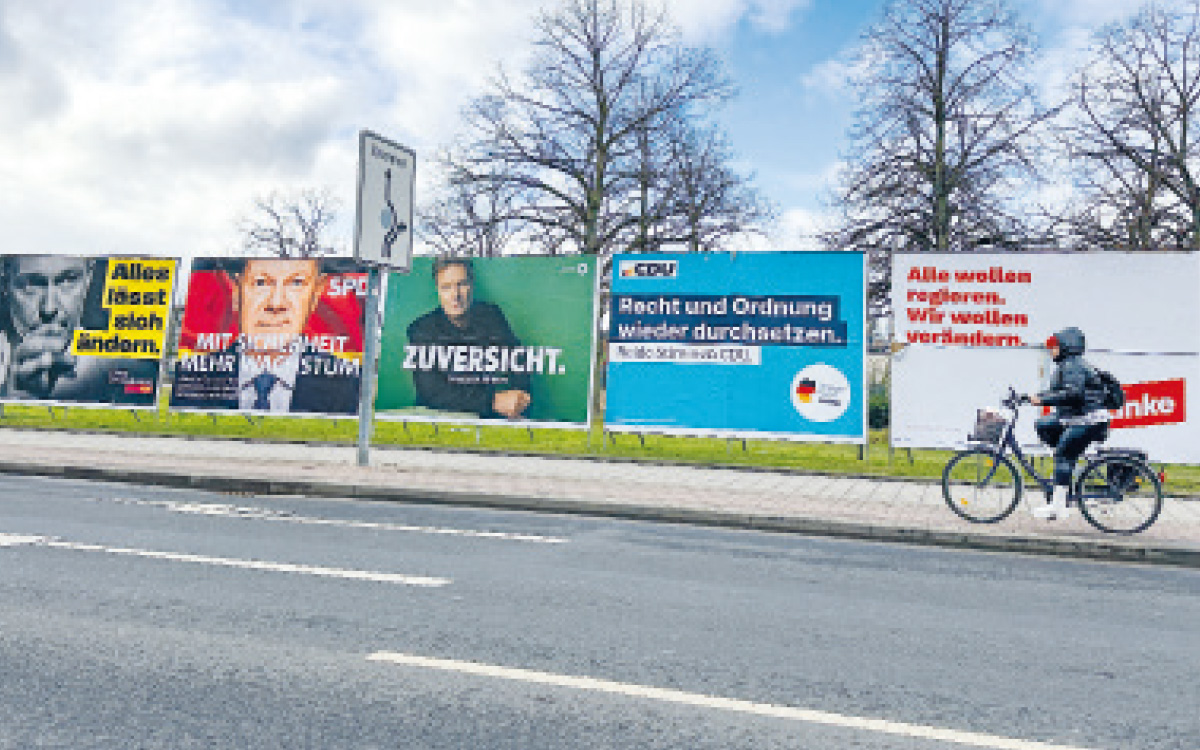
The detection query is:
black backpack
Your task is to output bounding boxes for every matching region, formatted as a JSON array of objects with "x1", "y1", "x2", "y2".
[{"x1": 1092, "y1": 367, "x2": 1125, "y2": 410}]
